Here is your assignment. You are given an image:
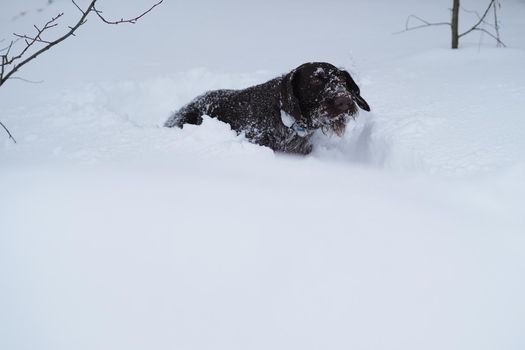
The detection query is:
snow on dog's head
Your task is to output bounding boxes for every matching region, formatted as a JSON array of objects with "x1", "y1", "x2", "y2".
[{"x1": 283, "y1": 62, "x2": 370, "y2": 137}]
